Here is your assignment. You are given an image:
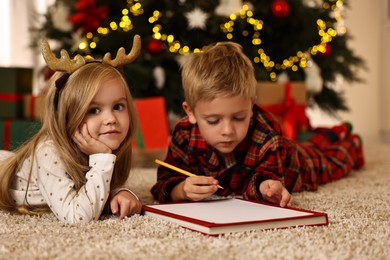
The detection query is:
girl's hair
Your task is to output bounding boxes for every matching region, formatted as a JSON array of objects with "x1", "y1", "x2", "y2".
[
  {"x1": 181, "y1": 41, "x2": 257, "y2": 109},
  {"x1": 0, "y1": 63, "x2": 137, "y2": 214}
]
